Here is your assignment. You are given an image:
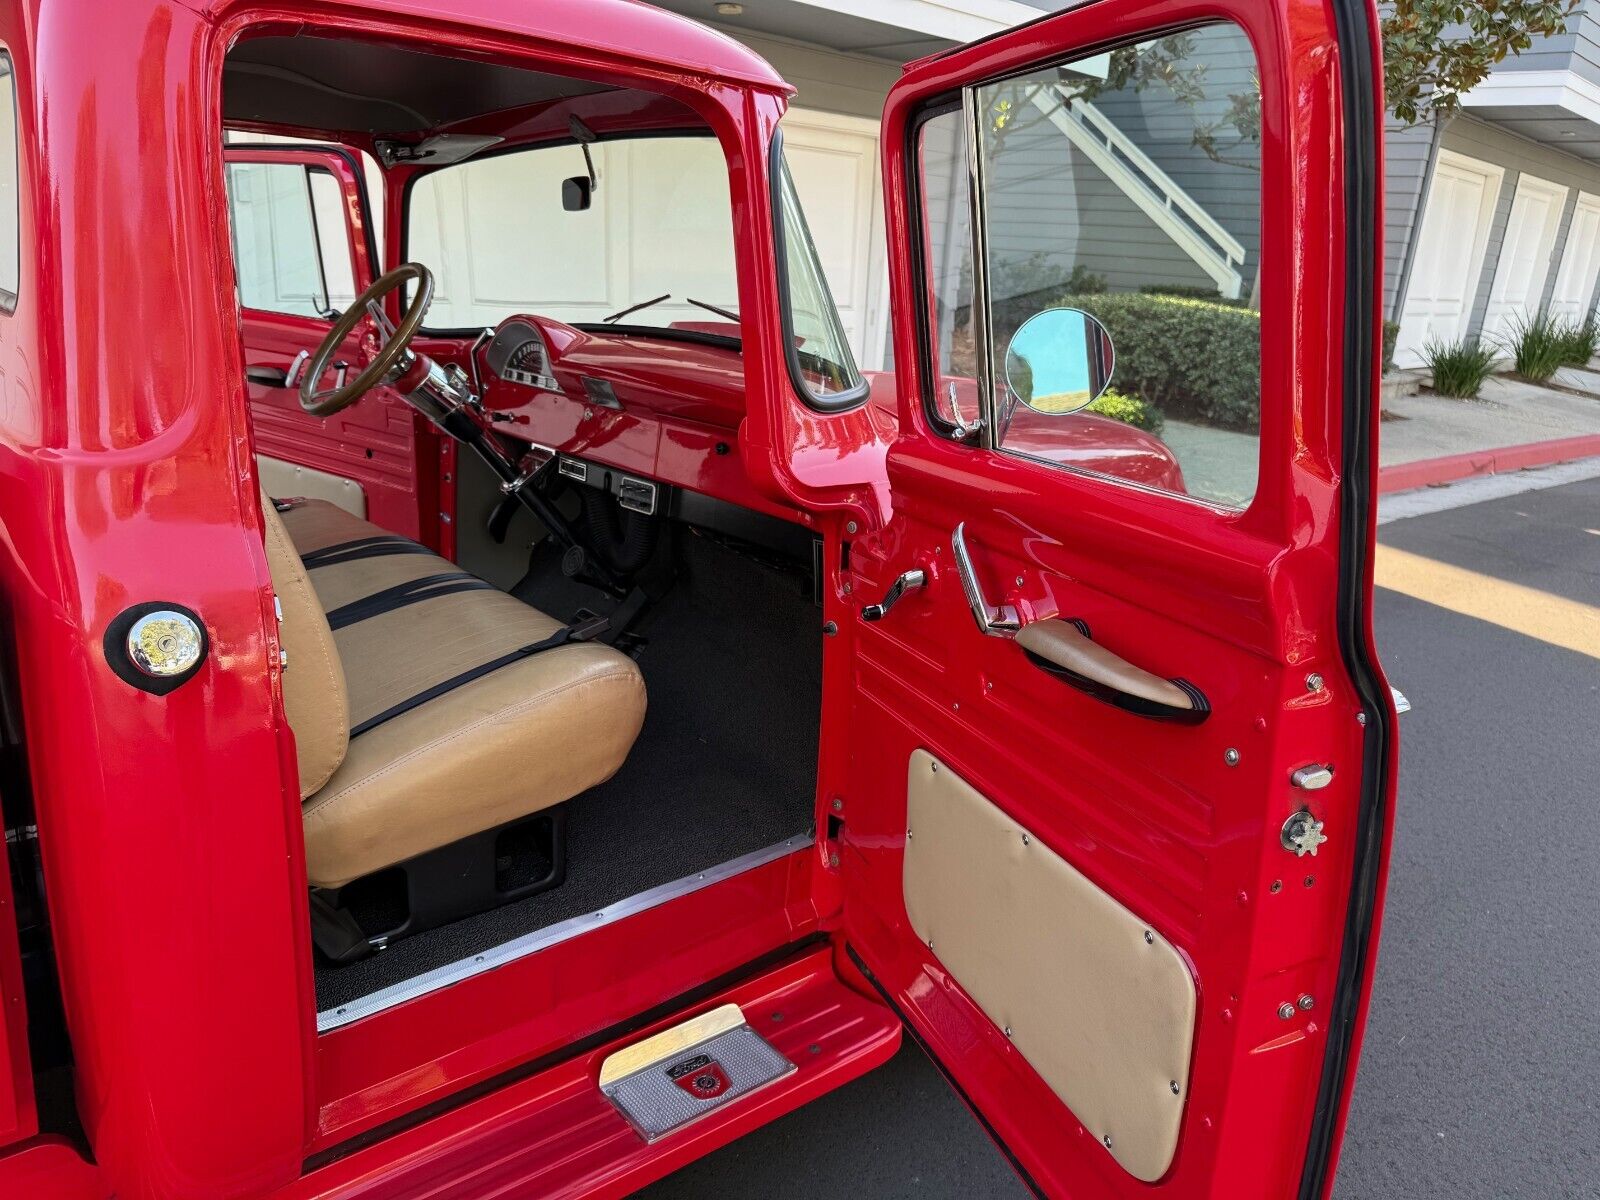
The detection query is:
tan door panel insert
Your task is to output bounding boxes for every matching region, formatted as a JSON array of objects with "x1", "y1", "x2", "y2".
[{"x1": 903, "y1": 750, "x2": 1196, "y2": 1182}]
